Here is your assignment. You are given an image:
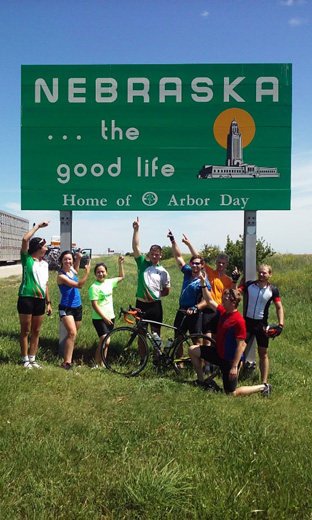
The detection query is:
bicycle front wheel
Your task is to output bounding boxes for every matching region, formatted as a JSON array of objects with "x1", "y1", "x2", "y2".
[
  {"x1": 172, "y1": 334, "x2": 217, "y2": 379},
  {"x1": 101, "y1": 326, "x2": 149, "y2": 377}
]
